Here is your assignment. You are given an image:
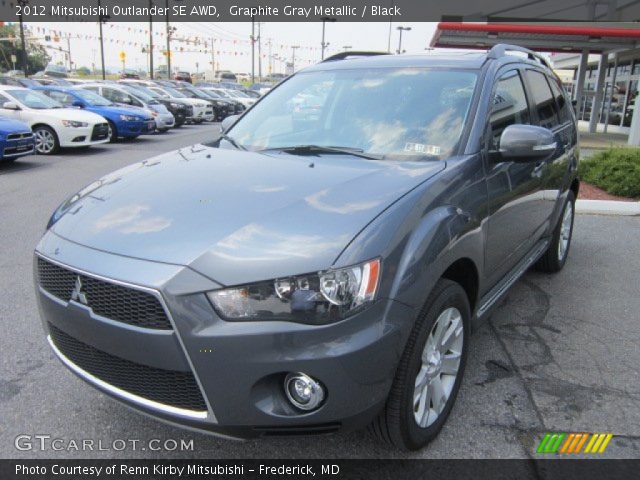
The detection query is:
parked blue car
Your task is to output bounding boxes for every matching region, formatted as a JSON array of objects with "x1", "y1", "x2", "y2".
[
  {"x1": 34, "y1": 86, "x2": 156, "y2": 141},
  {"x1": 0, "y1": 116, "x2": 35, "y2": 162}
]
